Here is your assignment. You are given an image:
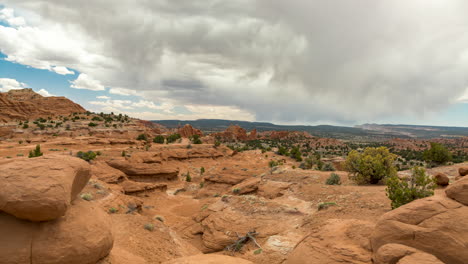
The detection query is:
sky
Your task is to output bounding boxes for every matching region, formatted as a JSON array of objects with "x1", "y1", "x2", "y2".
[{"x1": 0, "y1": 1, "x2": 468, "y2": 127}]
